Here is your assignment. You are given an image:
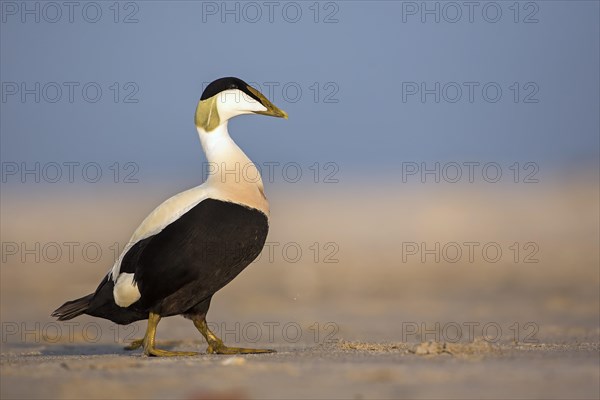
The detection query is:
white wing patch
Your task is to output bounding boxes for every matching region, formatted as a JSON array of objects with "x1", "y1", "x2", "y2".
[
  {"x1": 109, "y1": 184, "x2": 211, "y2": 281},
  {"x1": 113, "y1": 273, "x2": 141, "y2": 307},
  {"x1": 107, "y1": 118, "x2": 274, "y2": 308}
]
